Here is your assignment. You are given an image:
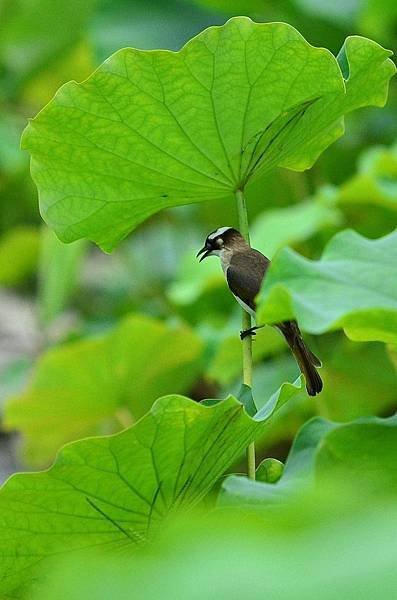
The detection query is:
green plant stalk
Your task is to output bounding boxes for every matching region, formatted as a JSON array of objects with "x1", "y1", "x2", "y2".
[{"x1": 235, "y1": 188, "x2": 256, "y2": 480}]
